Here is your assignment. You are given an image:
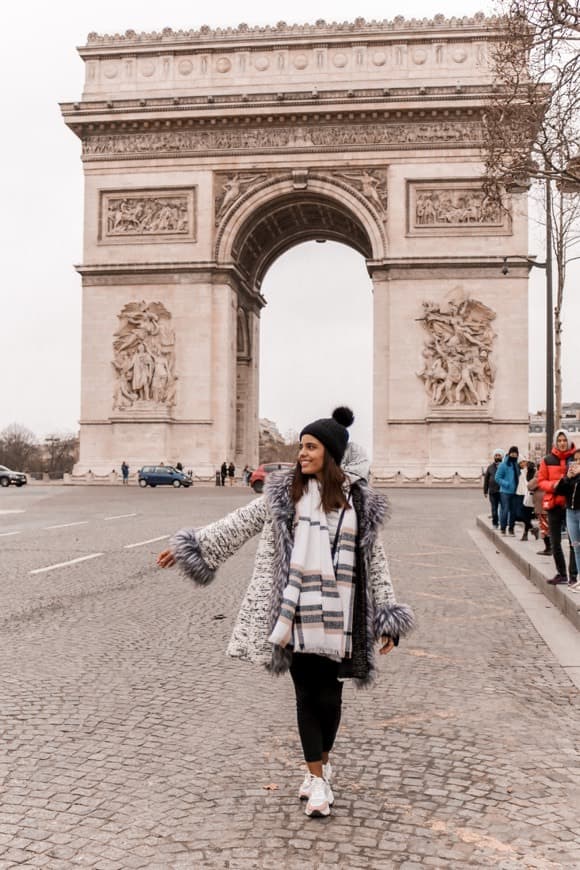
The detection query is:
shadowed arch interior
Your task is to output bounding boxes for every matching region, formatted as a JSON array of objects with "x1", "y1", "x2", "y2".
[{"x1": 231, "y1": 193, "x2": 373, "y2": 290}]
